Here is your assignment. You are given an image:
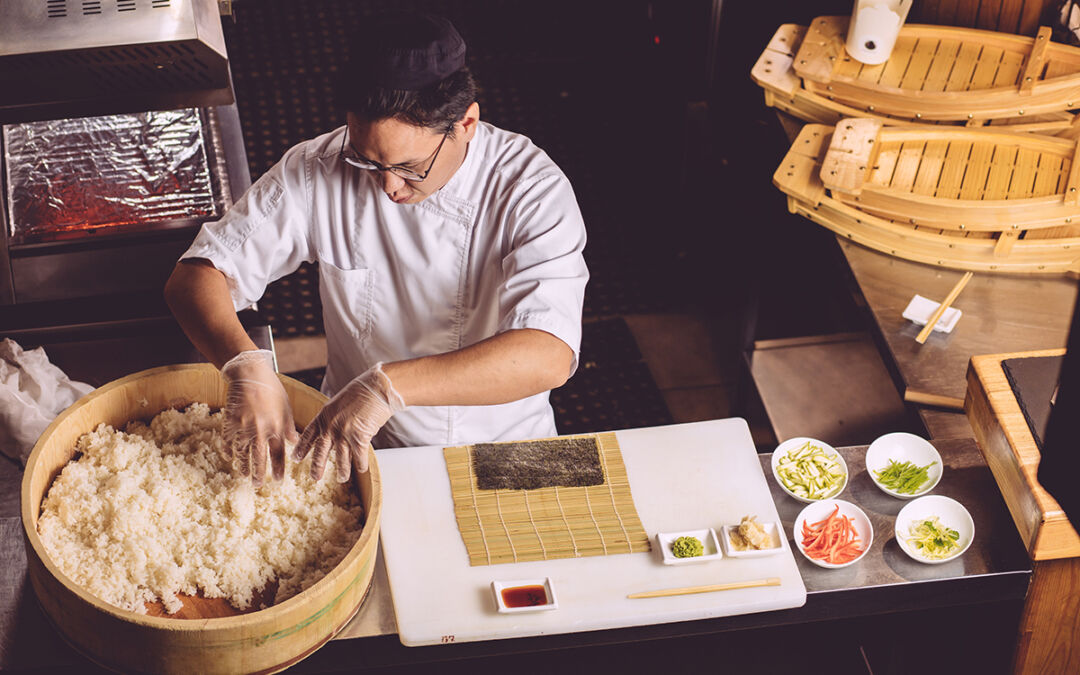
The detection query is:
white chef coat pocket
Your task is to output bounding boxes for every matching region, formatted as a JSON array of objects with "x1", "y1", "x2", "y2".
[{"x1": 319, "y1": 261, "x2": 375, "y2": 342}]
